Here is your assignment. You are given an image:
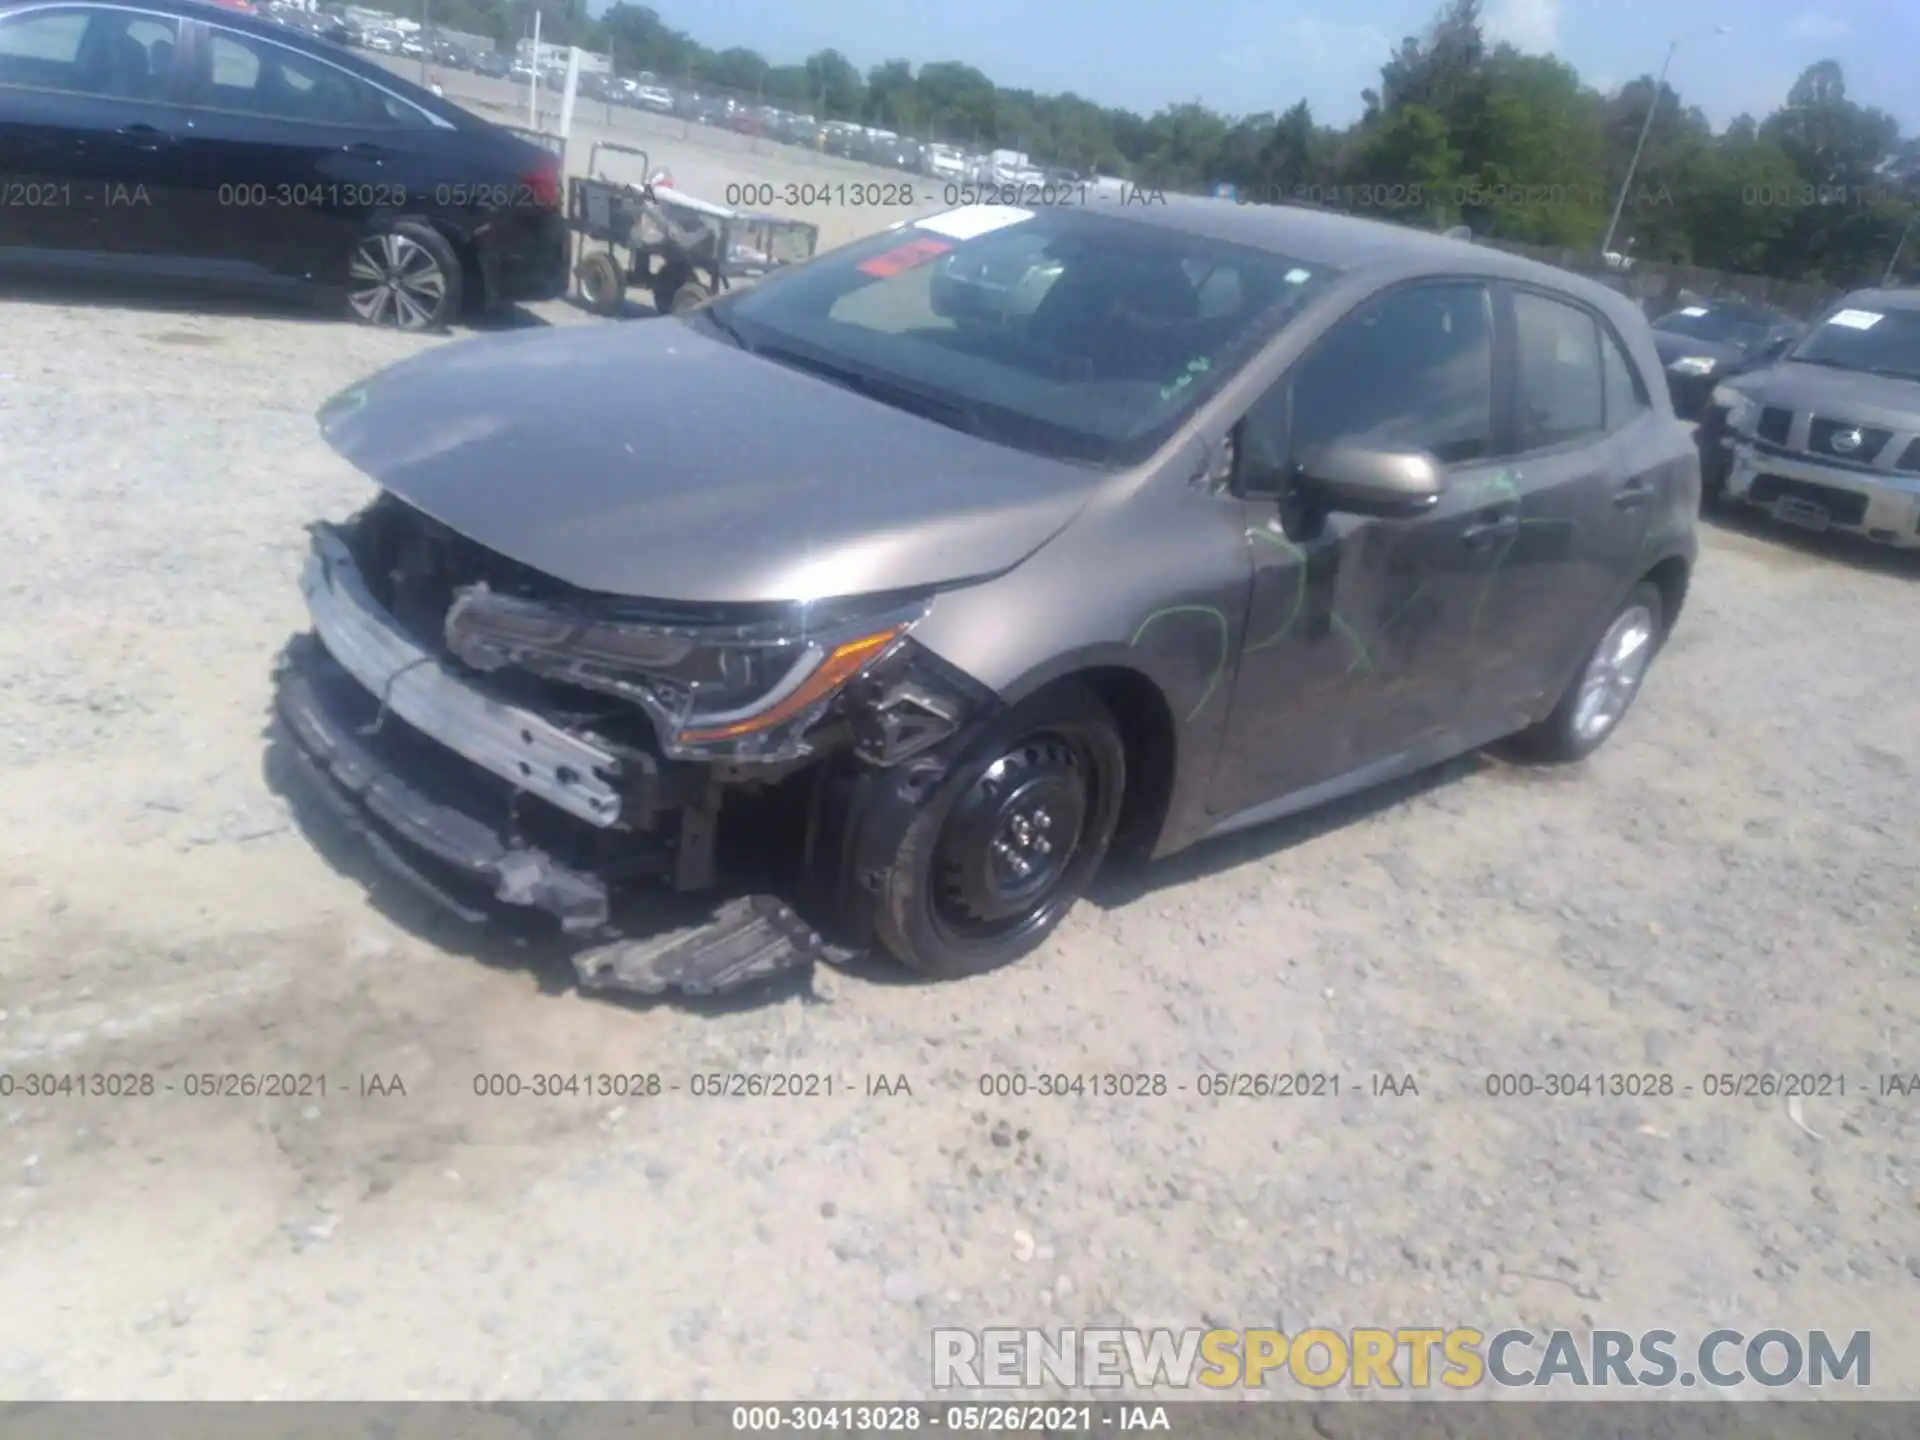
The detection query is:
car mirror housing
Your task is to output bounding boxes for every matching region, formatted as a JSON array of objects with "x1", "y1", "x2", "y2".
[{"x1": 1294, "y1": 441, "x2": 1445, "y2": 518}]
